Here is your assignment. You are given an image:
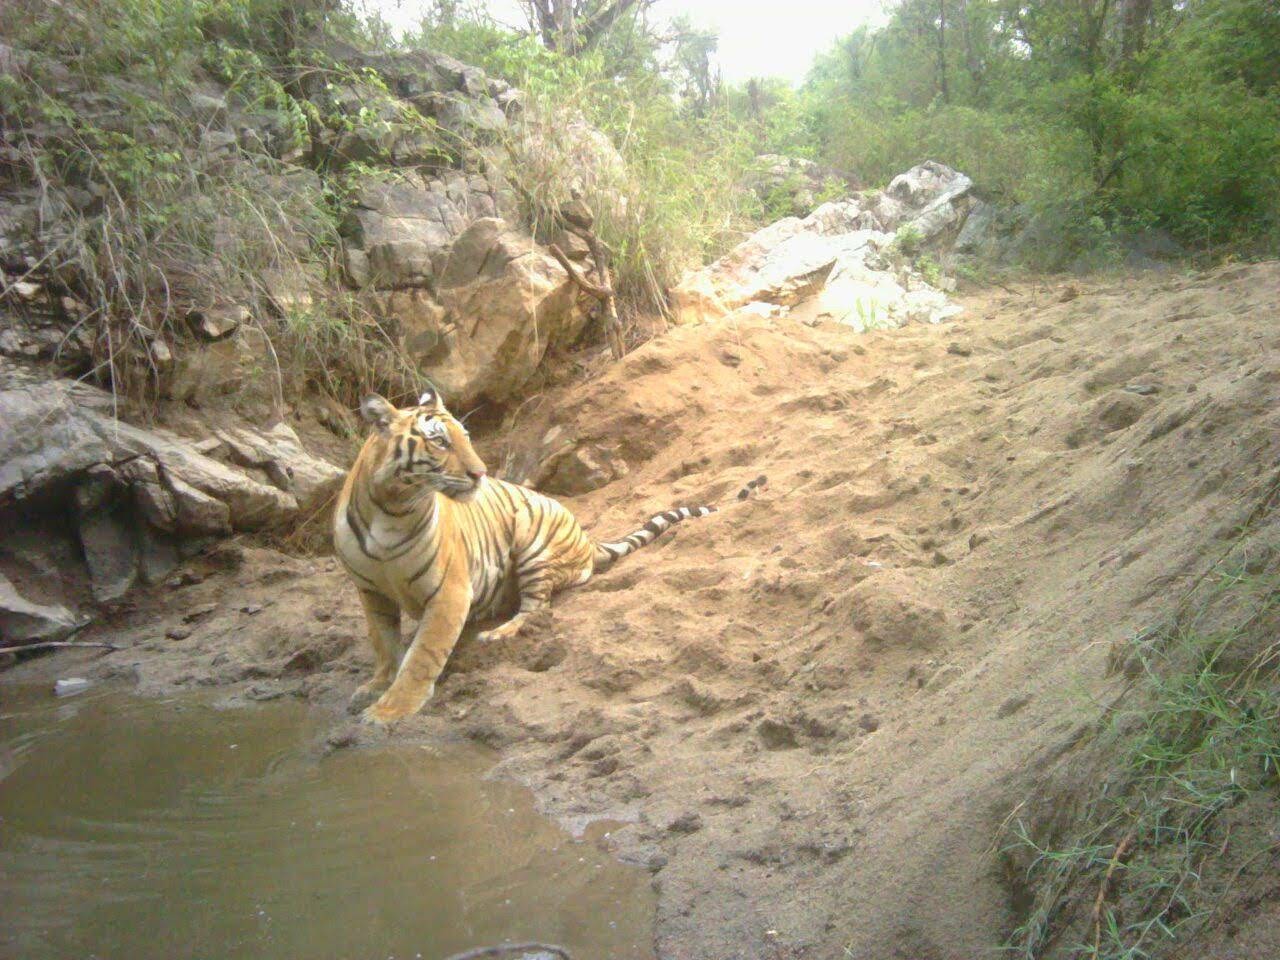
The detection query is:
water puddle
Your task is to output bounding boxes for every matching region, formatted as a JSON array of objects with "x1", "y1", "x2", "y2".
[{"x1": 0, "y1": 684, "x2": 655, "y2": 960}]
